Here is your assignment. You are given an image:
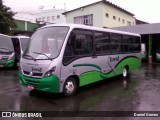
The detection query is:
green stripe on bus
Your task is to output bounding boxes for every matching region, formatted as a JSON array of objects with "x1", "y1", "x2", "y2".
[{"x1": 73, "y1": 56, "x2": 140, "y2": 86}]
